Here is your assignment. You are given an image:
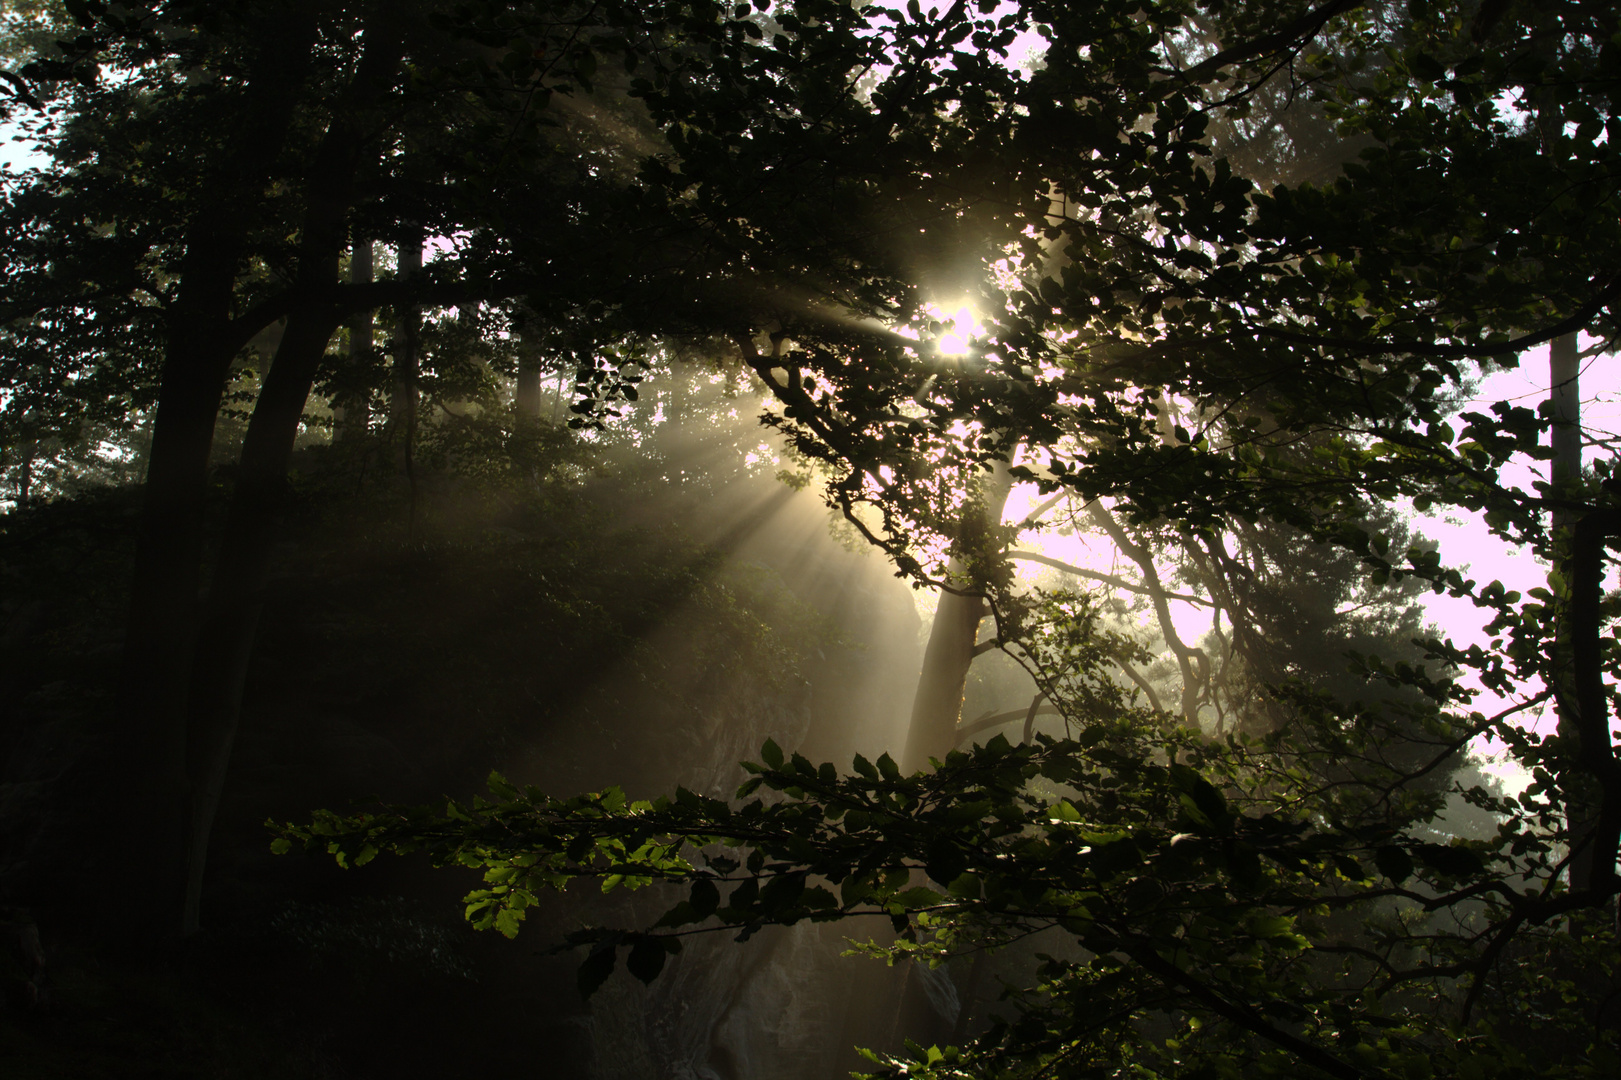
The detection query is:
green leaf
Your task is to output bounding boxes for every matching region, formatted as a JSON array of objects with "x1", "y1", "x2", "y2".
[
  {"x1": 727, "y1": 878, "x2": 759, "y2": 913},
  {"x1": 760, "y1": 739, "x2": 784, "y2": 769},
  {"x1": 1332, "y1": 854, "x2": 1367, "y2": 881},
  {"x1": 760, "y1": 872, "x2": 807, "y2": 911},
  {"x1": 494, "y1": 907, "x2": 524, "y2": 938},
  {"x1": 1049, "y1": 799, "x2": 1083, "y2": 823},
  {"x1": 892, "y1": 886, "x2": 944, "y2": 909},
  {"x1": 1247, "y1": 913, "x2": 1296, "y2": 939},
  {"x1": 1225, "y1": 842, "x2": 1262, "y2": 891},
  {"x1": 487, "y1": 771, "x2": 519, "y2": 799},
  {"x1": 1170, "y1": 765, "x2": 1231, "y2": 832},
  {"x1": 925, "y1": 839, "x2": 967, "y2": 886}
]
